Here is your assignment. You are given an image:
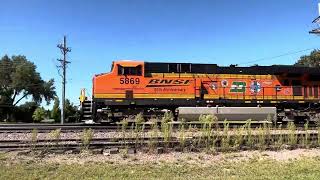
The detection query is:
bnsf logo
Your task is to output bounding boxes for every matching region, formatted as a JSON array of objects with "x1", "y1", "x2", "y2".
[
  {"x1": 149, "y1": 79, "x2": 190, "y2": 84},
  {"x1": 147, "y1": 79, "x2": 190, "y2": 87}
]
